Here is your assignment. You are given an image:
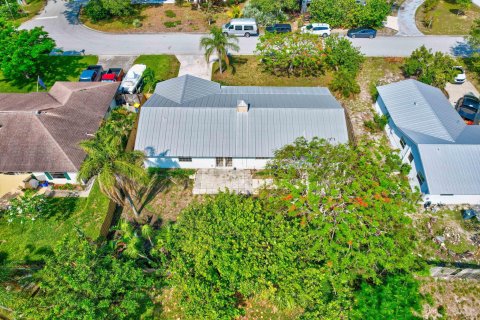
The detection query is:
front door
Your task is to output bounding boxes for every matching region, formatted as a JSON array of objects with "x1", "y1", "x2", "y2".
[{"x1": 215, "y1": 157, "x2": 233, "y2": 168}]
